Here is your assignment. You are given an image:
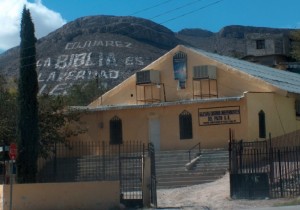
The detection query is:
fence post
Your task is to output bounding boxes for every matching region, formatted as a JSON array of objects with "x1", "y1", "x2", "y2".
[
  {"x1": 118, "y1": 143, "x2": 121, "y2": 187},
  {"x1": 239, "y1": 140, "x2": 243, "y2": 174},
  {"x1": 295, "y1": 146, "x2": 300, "y2": 196},
  {"x1": 54, "y1": 142, "x2": 57, "y2": 182},
  {"x1": 269, "y1": 133, "x2": 272, "y2": 149},
  {"x1": 278, "y1": 150, "x2": 283, "y2": 197},
  {"x1": 269, "y1": 133, "x2": 274, "y2": 190},
  {"x1": 102, "y1": 141, "x2": 105, "y2": 180},
  {"x1": 228, "y1": 136, "x2": 233, "y2": 198},
  {"x1": 228, "y1": 136, "x2": 232, "y2": 173},
  {"x1": 142, "y1": 154, "x2": 151, "y2": 207}
]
